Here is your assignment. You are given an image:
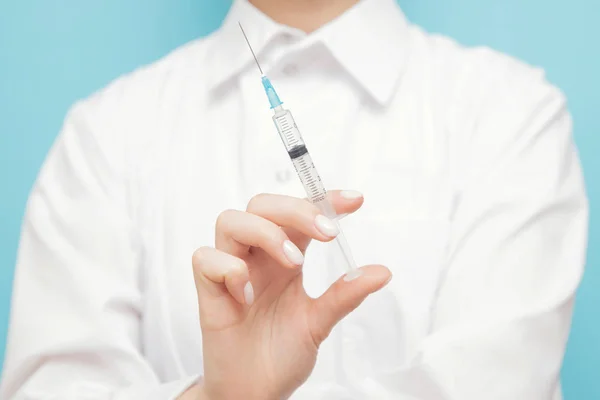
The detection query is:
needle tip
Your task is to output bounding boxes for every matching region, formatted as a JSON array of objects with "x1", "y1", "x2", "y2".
[{"x1": 238, "y1": 21, "x2": 264, "y2": 75}]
